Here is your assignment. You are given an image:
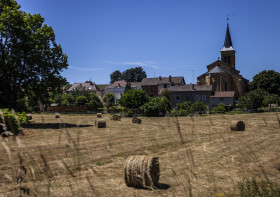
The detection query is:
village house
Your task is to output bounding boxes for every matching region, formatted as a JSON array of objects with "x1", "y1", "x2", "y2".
[
  {"x1": 103, "y1": 80, "x2": 141, "y2": 103},
  {"x1": 141, "y1": 76, "x2": 185, "y2": 97},
  {"x1": 210, "y1": 91, "x2": 235, "y2": 109},
  {"x1": 168, "y1": 84, "x2": 212, "y2": 108},
  {"x1": 67, "y1": 82, "x2": 101, "y2": 97}
]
